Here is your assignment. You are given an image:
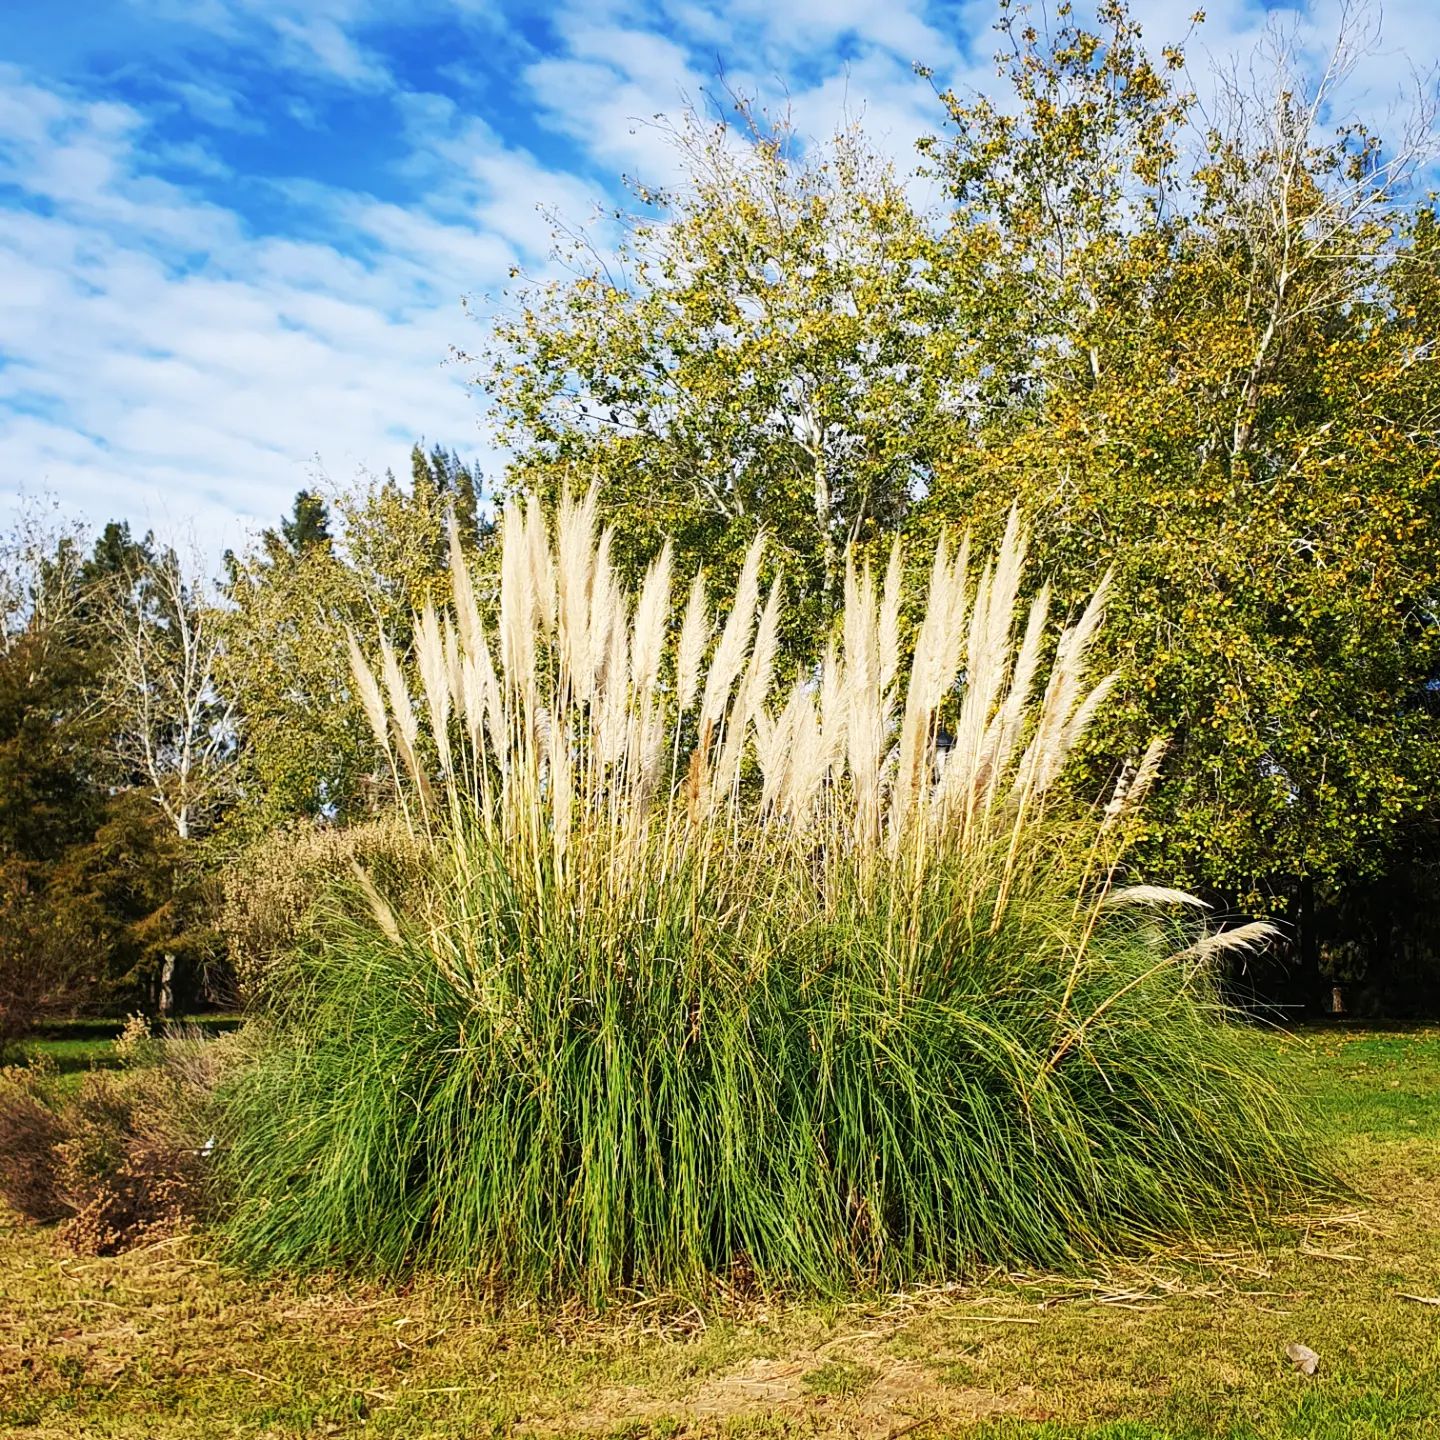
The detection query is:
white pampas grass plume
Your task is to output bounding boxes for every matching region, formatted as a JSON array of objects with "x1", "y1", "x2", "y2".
[
  {"x1": 737, "y1": 576, "x2": 782, "y2": 733},
  {"x1": 555, "y1": 489, "x2": 599, "y2": 700},
  {"x1": 698, "y1": 533, "x2": 763, "y2": 735},
  {"x1": 415, "y1": 602, "x2": 453, "y2": 775},
  {"x1": 1172, "y1": 920, "x2": 1278, "y2": 964},
  {"x1": 583, "y1": 527, "x2": 619, "y2": 705},
  {"x1": 752, "y1": 702, "x2": 785, "y2": 814},
  {"x1": 973, "y1": 584, "x2": 1051, "y2": 808},
  {"x1": 379, "y1": 633, "x2": 427, "y2": 793},
  {"x1": 379, "y1": 634, "x2": 419, "y2": 756},
  {"x1": 499, "y1": 499, "x2": 535, "y2": 700},
  {"x1": 818, "y1": 639, "x2": 846, "y2": 763},
  {"x1": 891, "y1": 537, "x2": 968, "y2": 828},
  {"x1": 1104, "y1": 735, "x2": 1170, "y2": 826},
  {"x1": 878, "y1": 536, "x2": 903, "y2": 696},
  {"x1": 777, "y1": 681, "x2": 828, "y2": 821},
  {"x1": 596, "y1": 597, "x2": 631, "y2": 768},
  {"x1": 842, "y1": 554, "x2": 889, "y2": 841},
  {"x1": 713, "y1": 575, "x2": 783, "y2": 798},
  {"x1": 346, "y1": 630, "x2": 390, "y2": 755},
  {"x1": 630, "y1": 542, "x2": 671, "y2": 701},
  {"x1": 351, "y1": 860, "x2": 401, "y2": 944},
  {"x1": 525, "y1": 495, "x2": 556, "y2": 636},
  {"x1": 1100, "y1": 885, "x2": 1209, "y2": 910},
  {"x1": 951, "y1": 517, "x2": 1025, "y2": 806},
  {"x1": 1013, "y1": 570, "x2": 1112, "y2": 801},
  {"x1": 461, "y1": 621, "x2": 503, "y2": 754},
  {"x1": 443, "y1": 615, "x2": 462, "y2": 714},
  {"x1": 1057, "y1": 670, "x2": 1118, "y2": 761},
  {"x1": 675, "y1": 570, "x2": 709, "y2": 713},
  {"x1": 448, "y1": 513, "x2": 483, "y2": 663}
]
